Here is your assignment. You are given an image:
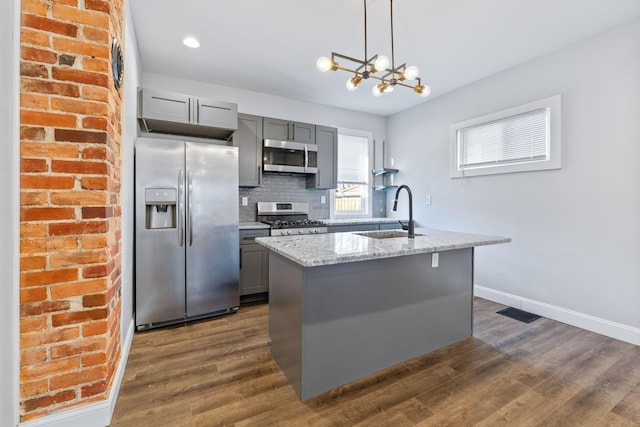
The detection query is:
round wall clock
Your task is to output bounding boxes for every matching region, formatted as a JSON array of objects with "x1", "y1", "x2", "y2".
[{"x1": 111, "y1": 37, "x2": 124, "y2": 90}]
